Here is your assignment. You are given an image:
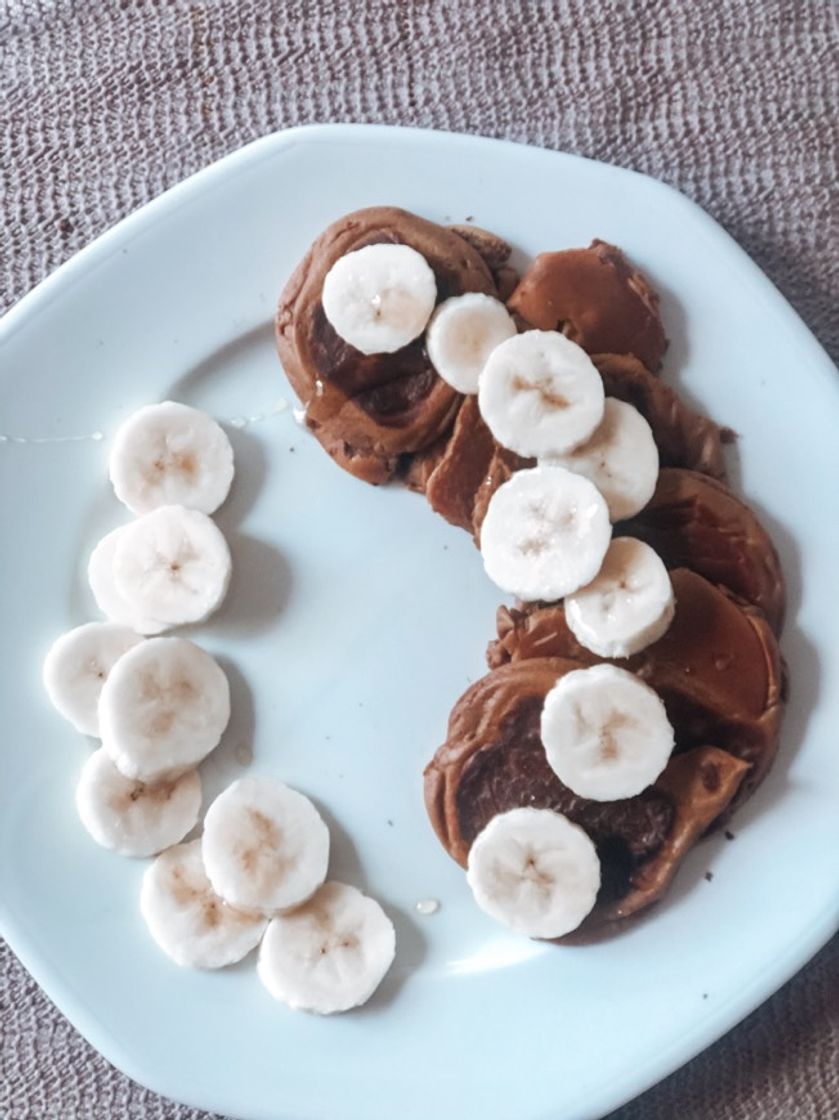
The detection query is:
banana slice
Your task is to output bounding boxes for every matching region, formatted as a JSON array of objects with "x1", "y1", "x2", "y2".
[
  {"x1": 565, "y1": 538, "x2": 675, "y2": 658},
  {"x1": 88, "y1": 526, "x2": 170, "y2": 635},
  {"x1": 480, "y1": 465, "x2": 611, "y2": 601},
  {"x1": 257, "y1": 880, "x2": 396, "y2": 1014},
  {"x1": 466, "y1": 807, "x2": 600, "y2": 939},
  {"x1": 112, "y1": 505, "x2": 231, "y2": 627},
  {"x1": 540, "y1": 664, "x2": 674, "y2": 801},
  {"x1": 76, "y1": 748, "x2": 201, "y2": 857},
  {"x1": 542, "y1": 398, "x2": 659, "y2": 521},
  {"x1": 477, "y1": 330, "x2": 605, "y2": 457},
  {"x1": 140, "y1": 840, "x2": 267, "y2": 969},
  {"x1": 99, "y1": 636, "x2": 230, "y2": 782},
  {"x1": 202, "y1": 777, "x2": 330, "y2": 914},
  {"x1": 321, "y1": 243, "x2": 437, "y2": 355},
  {"x1": 426, "y1": 292, "x2": 517, "y2": 393},
  {"x1": 43, "y1": 622, "x2": 143, "y2": 736},
  {"x1": 109, "y1": 401, "x2": 235, "y2": 515}
]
